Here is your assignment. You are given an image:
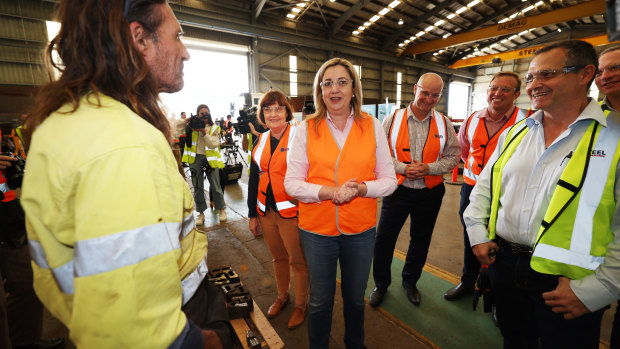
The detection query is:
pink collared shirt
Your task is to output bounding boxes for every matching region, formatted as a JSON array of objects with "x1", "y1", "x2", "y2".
[{"x1": 284, "y1": 110, "x2": 397, "y2": 203}]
